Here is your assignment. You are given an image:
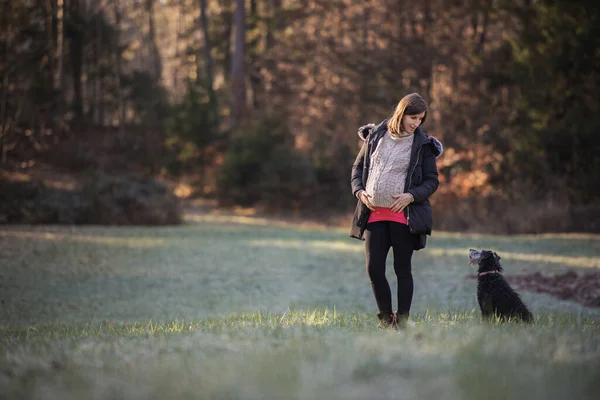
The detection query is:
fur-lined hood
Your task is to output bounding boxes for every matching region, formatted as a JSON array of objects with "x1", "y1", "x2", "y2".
[{"x1": 357, "y1": 121, "x2": 443, "y2": 159}]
